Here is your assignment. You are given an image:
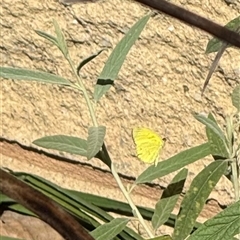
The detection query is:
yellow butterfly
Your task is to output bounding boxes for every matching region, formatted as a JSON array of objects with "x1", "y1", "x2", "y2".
[{"x1": 133, "y1": 127, "x2": 165, "y2": 166}]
